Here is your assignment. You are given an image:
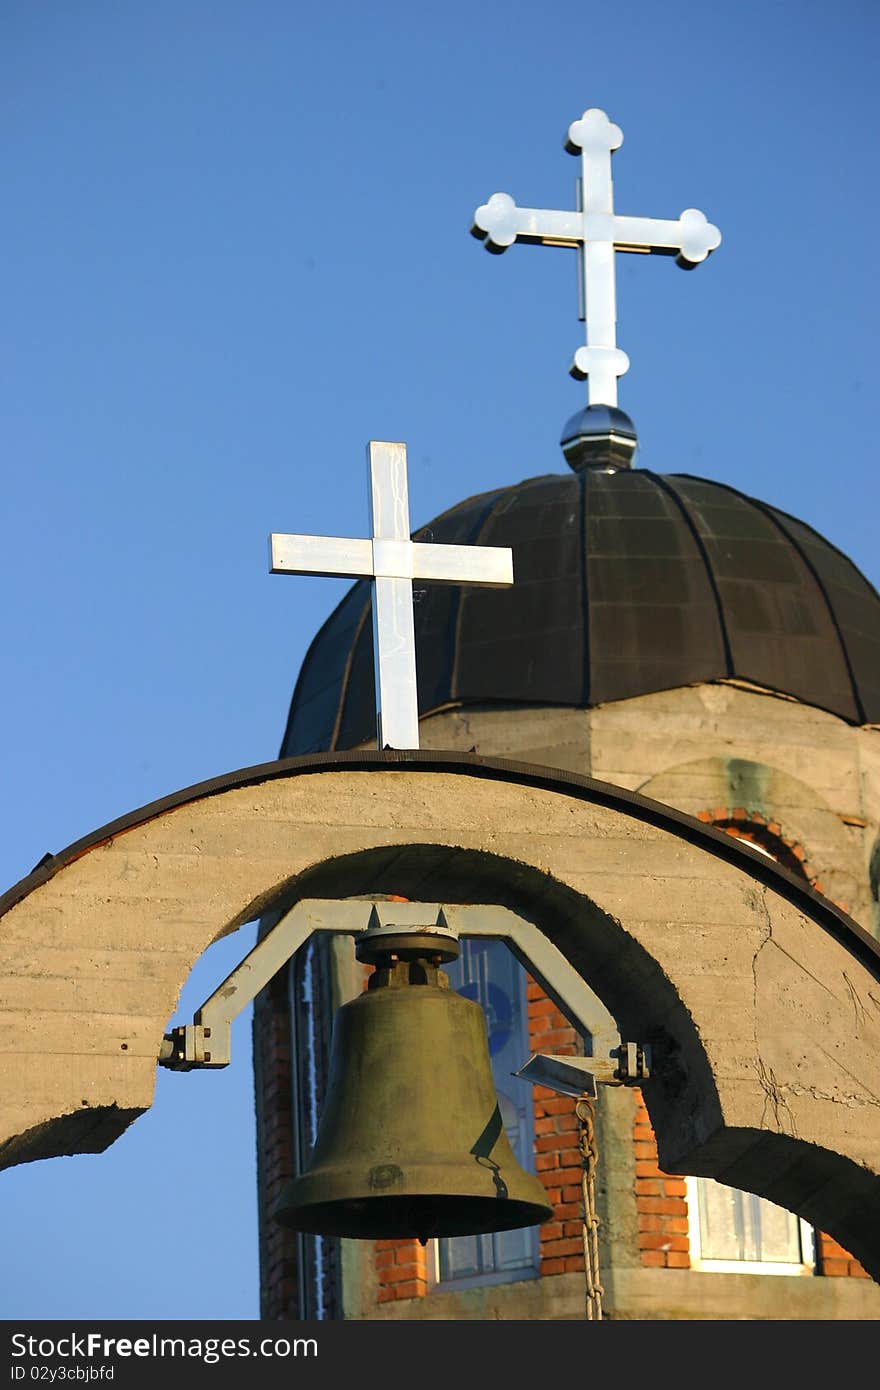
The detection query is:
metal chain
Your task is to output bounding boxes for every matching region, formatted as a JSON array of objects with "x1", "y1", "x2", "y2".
[{"x1": 576, "y1": 1095, "x2": 604, "y2": 1320}]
